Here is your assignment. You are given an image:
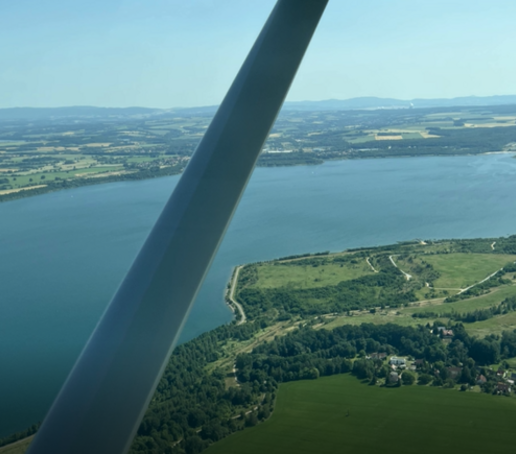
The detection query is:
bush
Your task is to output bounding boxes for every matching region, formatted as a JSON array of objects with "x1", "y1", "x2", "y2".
[
  {"x1": 418, "y1": 374, "x2": 433, "y2": 385},
  {"x1": 401, "y1": 371, "x2": 416, "y2": 385}
]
